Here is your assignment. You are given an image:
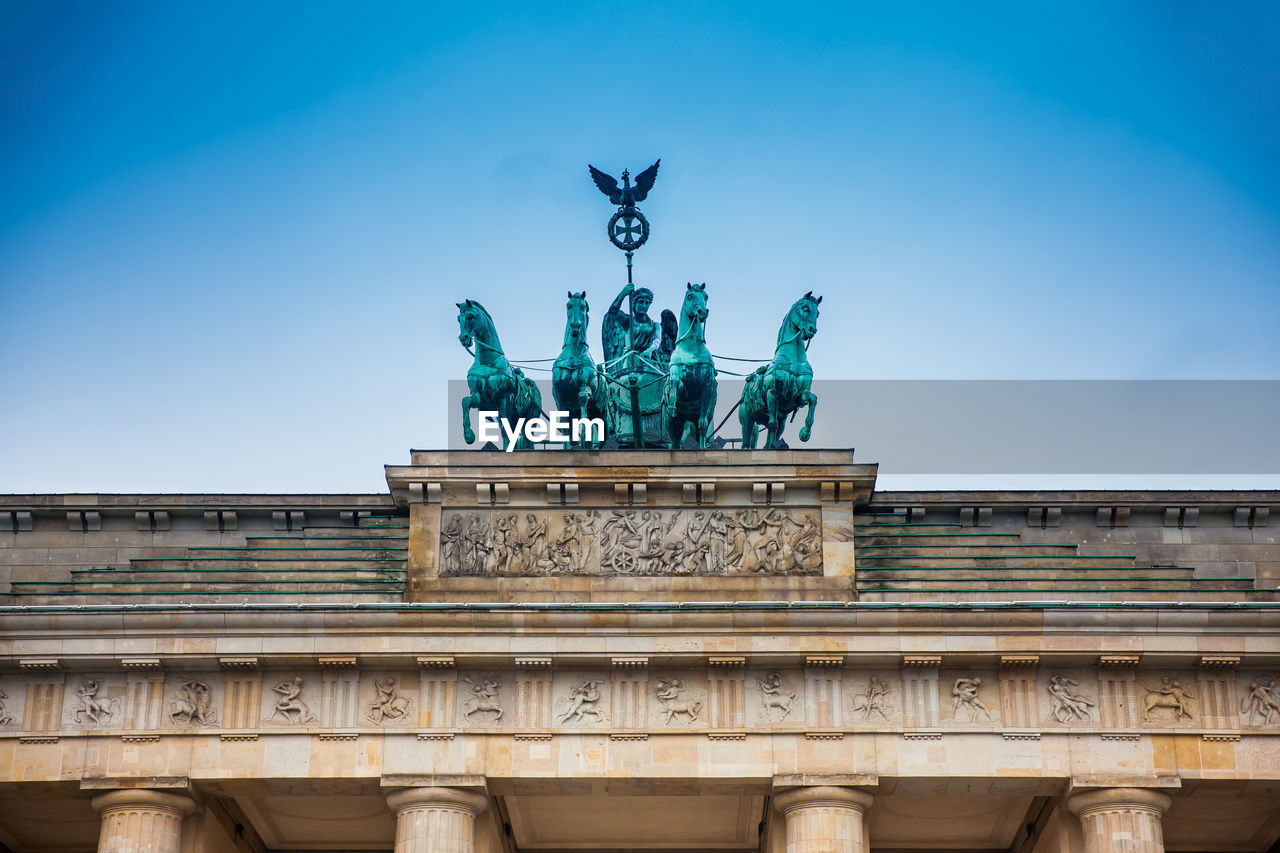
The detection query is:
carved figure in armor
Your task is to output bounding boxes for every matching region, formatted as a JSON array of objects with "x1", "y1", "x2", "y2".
[
  {"x1": 757, "y1": 673, "x2": 795, "y2": 720},
  {"x1": 365, "y1": 677, "x2": 411, "y2": 724},
  {"x1": 71, "y1": 679, "x2": 117, "y2": 726},
  {"x1": 170, "y1": 679, "x2": 218, "y2": 726},
  {"x1": 951, "y1": 677, "x2": 993, "y2": 721},
  {"x1": 851, "y1": 677, "x2": 891, "y2": 721},
  {"x1": 1141, "y1": 677, "x2": 1196, "y2": 722},
  {"x1": 0, "y1": 690, "x2": 13, "y2": 726},
  {"x1": 271, "y1": 677, "x2": 315, "y2": 724},
  {"x1": 557, "y1": 680, "x2": 606, "y2": 724},
  {"x1": 655, "y1": 677, "x2": 703, "y2": 725},
  {"x1": 1047, "y1": 675, "x2": 1095, "y2": 723},
  {"x1": 1241, "y1": 676, "x2": 1280, "y2": 726},
  {"x1": 463, "y1": 677, "x2": 503, "y2": 722}
]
